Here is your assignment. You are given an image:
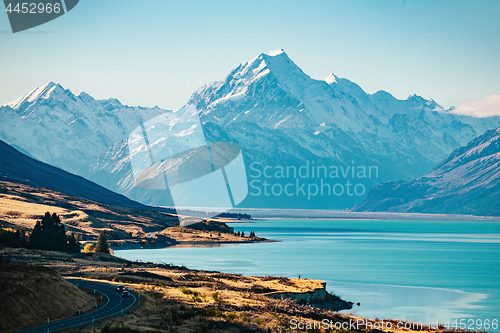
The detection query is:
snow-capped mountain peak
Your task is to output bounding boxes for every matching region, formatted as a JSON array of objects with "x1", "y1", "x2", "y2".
[
  {"x1": 2, "y1": 81, "x2": 66, "y2": 109},
  {"x1": 0, "y1": 83, "x2": 167, "y2": 174},
  {"x1": 405, "y1": 94, "x2": 444, "y2": 112},
  {"x1": 242, "y1": 49, "x2": 307, "y2": 85},
  {"x1": 324, "y1": 73, "x2": 338, "y2": 84},
  {"x1": 189, "y1": 51, "x2": 498, "y2": 137},
  {"x1": 267, "y1": 48, "x2": 285, "y2": 56},
  {"x1": 189, "y1": 49, "x2": 311, "y2": 110}
]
